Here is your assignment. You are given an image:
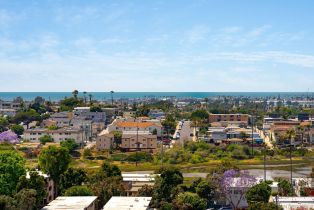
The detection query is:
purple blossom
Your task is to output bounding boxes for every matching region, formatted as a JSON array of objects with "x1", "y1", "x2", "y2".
[
  {"x1": 0, "y1": 130, "x2": 20, "y2": 144},
  {"x1": 220, "y1": 169, "x2": 256, "y2": 209}
]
